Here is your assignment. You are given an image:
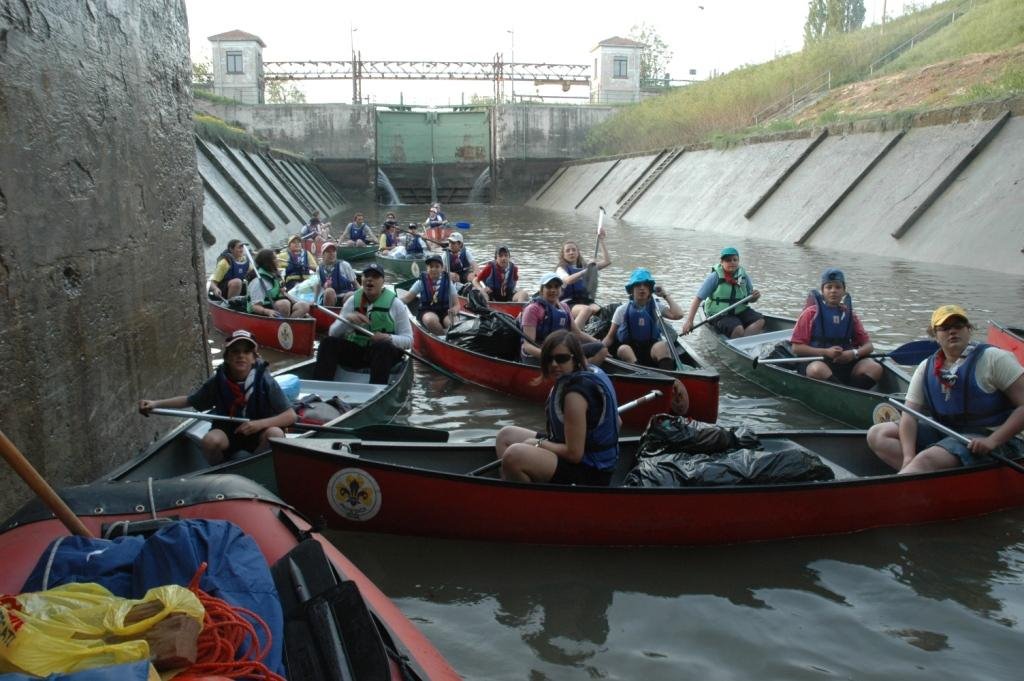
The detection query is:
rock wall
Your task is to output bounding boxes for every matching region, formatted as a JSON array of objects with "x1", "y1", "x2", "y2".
[
  {"x1": 526, "y1": 101, "x2": 1024, "y2": 274},
  {"x1": 0, "y1": 1, "x2": 205, "y2": 519}
]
